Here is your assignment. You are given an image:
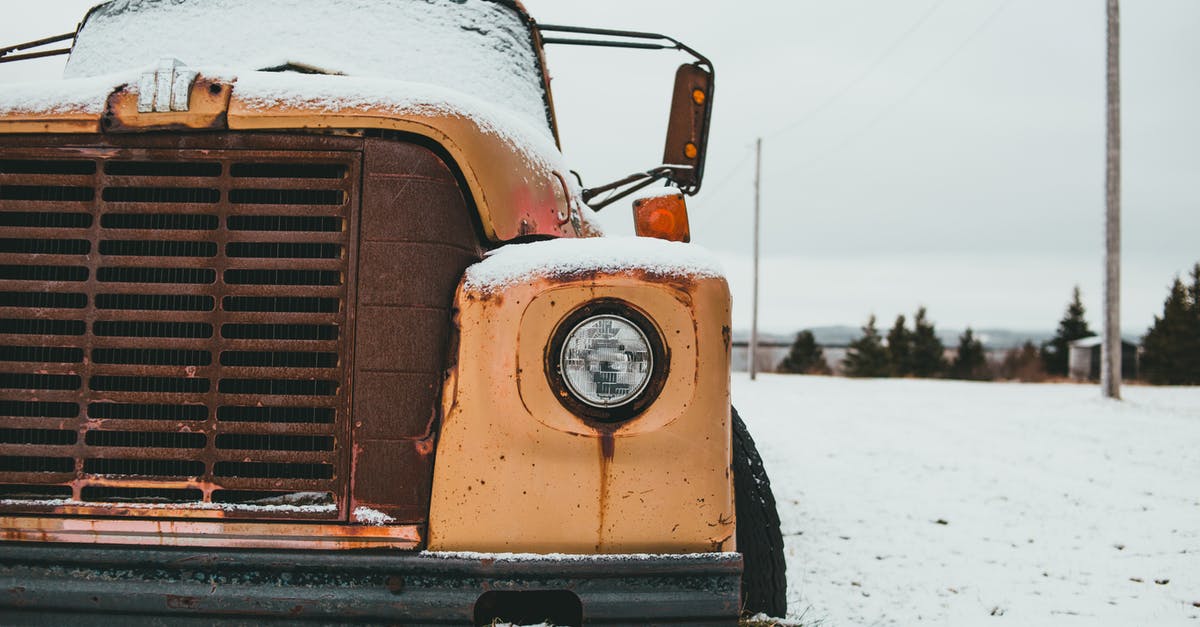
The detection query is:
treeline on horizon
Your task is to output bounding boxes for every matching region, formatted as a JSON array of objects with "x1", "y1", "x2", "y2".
[{"x1": 777, "y1": 262, "x2": 1200, "y2": 385}]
